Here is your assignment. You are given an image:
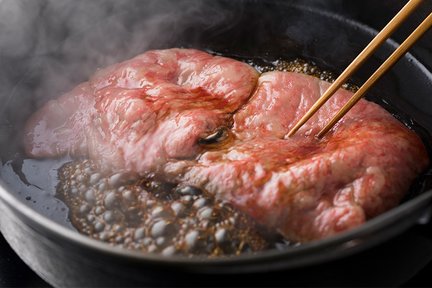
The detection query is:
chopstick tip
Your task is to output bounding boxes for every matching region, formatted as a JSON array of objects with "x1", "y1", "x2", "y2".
[{"x1": 286, "y1": 129, "x2": 297, "y2": 138}]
